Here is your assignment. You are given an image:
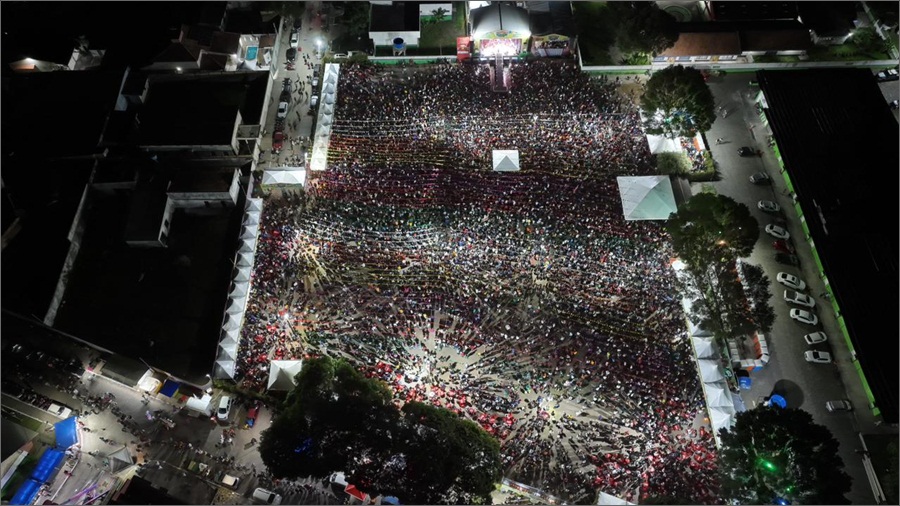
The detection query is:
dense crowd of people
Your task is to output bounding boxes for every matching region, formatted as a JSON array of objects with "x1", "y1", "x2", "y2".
[{"x1": 236, "y1": 60, "x2": 721, "y2": 503}]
